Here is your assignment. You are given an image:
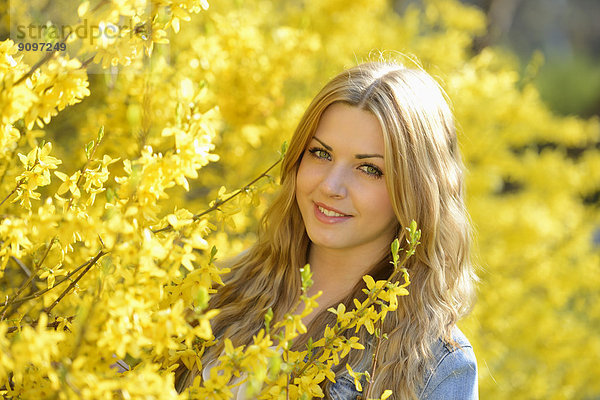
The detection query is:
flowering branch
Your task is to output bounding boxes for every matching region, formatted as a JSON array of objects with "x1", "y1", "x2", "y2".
[
  {"x1": 0, "y1": 237, "x2": 56, "y2": 320},
  {"x1": 293, "y1": 222, "x2": 419, "y2": 379},
  {"x1": 153, "y1": 157, "x2": 282, "y2": 234},
  {"x1": 0, "y1": 158, "x2": 39, "y2": 208},
  {"x1": 43, "y1": 249, "x2": 107, "y2": 315},
  {"x1": 1, "y1": 249, "x2": 101, "y2": 319},
  {"x1": 64, "y1": 126, "x2": 105, "y2": 212},
  {"x1": 2, "y1": 150, "x2": 283, "y2": 322},
  {"x1": 6, "y1": 315, "x2": 74, "y2": 334},
  {"x1": 11, "y1": 0, "x2": 108, "y2": 88}
]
